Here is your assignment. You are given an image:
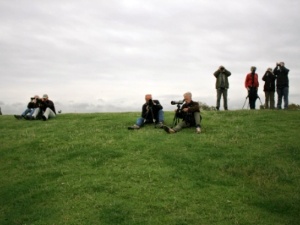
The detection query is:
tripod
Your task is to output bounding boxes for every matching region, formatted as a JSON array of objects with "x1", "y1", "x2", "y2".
[
  {"x1": 242, "y1": 94, "x2": 263, "y2": 109},
  {"x1": 172, "y1": 104, "x2": 181, "y2": 127},
  {"x1": 144, "y1": 106, "x2": 157, "y2": 127}
]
